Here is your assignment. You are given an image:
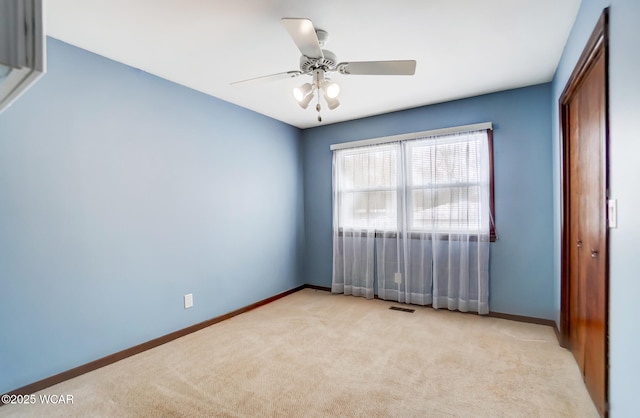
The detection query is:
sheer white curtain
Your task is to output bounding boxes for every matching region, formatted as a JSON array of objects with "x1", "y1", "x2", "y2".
[
  {"x1": 332, "y1": 143, "x2": 400, "y2": 299},
  {"x1": 332, "y1": 130, "x2": 491, "y2": 314}
]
